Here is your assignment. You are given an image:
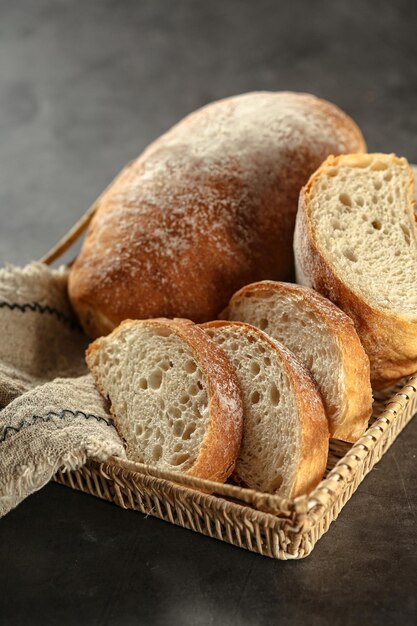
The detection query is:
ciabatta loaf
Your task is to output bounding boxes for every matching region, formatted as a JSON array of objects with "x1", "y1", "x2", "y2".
[
  {"x1": 86, "y1": 318, "x2": 243, "y2": 482},
  {"x1": 294, "y1": 153, "x2": 417, "y2": 388},
  {"x1": 202, "y1": 321, "x2": 329, "y2": 497},
  {"x1": 224, "y1": 281, "x2": 372, "y2": 442},
  {"x1": 69, "y1": 91, "x2": 365, "y2": 338}
]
